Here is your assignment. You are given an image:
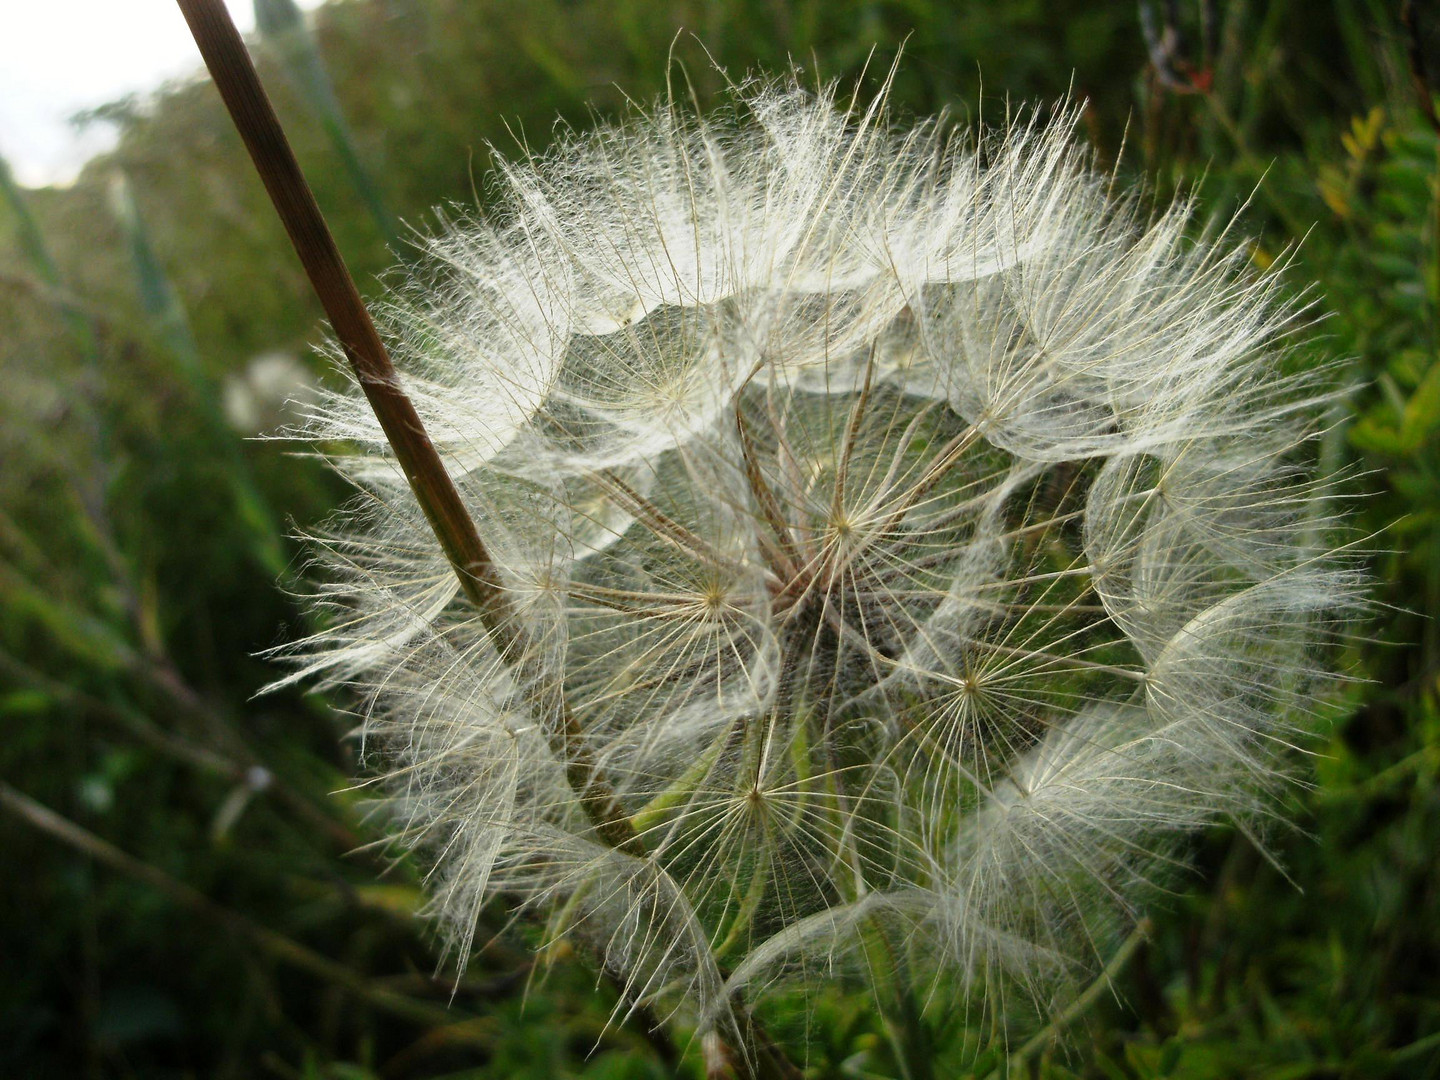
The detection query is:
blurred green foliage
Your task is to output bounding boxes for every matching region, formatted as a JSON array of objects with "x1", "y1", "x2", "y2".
[{"x1": 1, "y1": 0, "x2": 1437, "y2": 1077}]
